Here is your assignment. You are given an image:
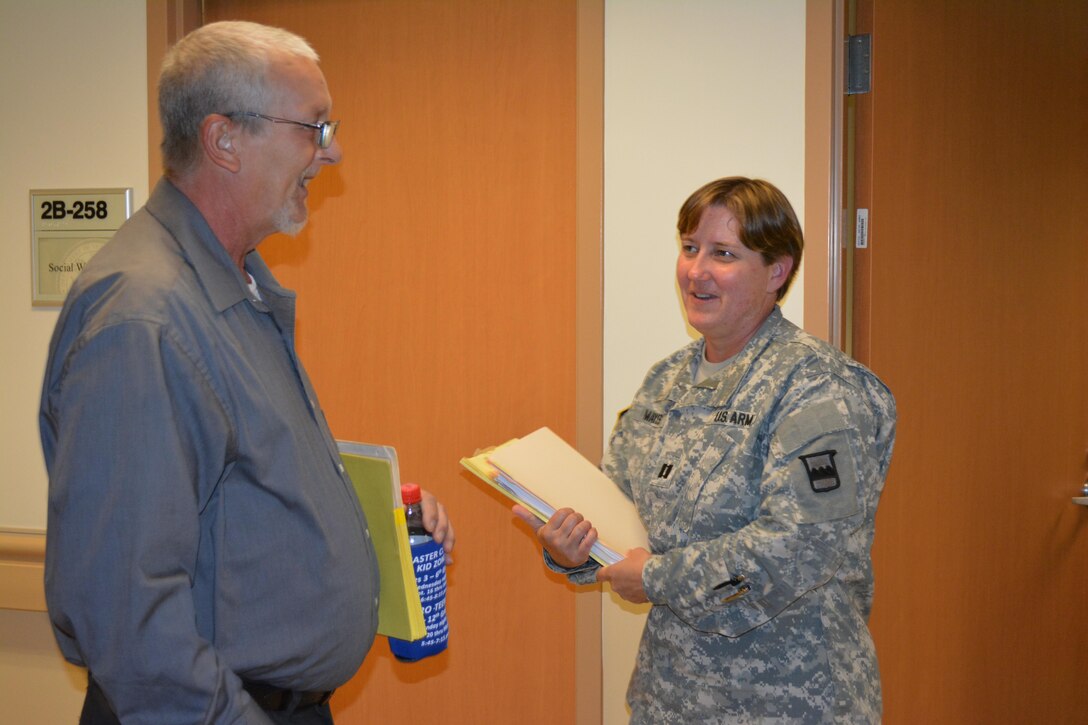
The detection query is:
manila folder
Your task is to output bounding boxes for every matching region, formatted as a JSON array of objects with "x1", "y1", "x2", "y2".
[{"x1": 486, "y1": 427, "x2": 648, "y2": 563}]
